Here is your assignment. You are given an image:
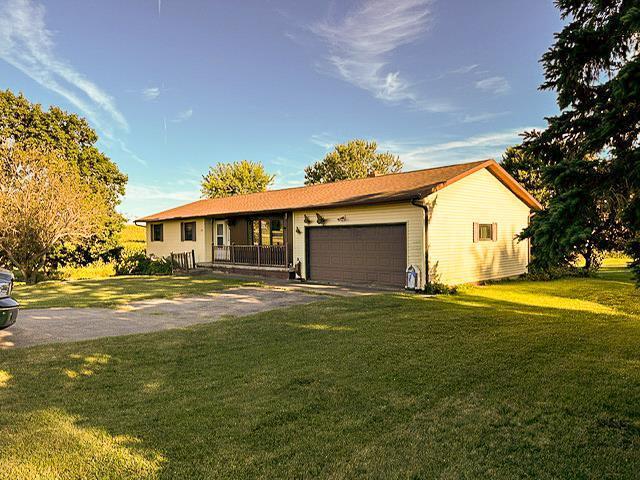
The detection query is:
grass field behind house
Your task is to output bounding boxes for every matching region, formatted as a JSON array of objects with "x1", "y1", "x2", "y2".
[
  {"x1": 12, "y1": 274, "x2": 259, "y2": 309},
  {"x1": 1, "y1": 266, "x2": 639, "y2": 478},
  {"x1": 119, "y1": 224, "x2": 147, "y2": 253}
]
